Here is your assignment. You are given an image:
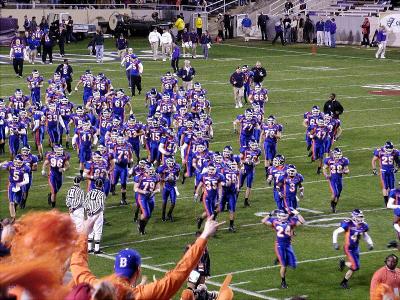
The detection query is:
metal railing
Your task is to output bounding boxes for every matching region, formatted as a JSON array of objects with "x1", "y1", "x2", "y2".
[{"x1": 207, "y1": 0, "x2": 238, "y2": 14}]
